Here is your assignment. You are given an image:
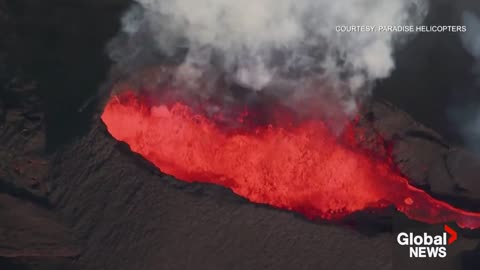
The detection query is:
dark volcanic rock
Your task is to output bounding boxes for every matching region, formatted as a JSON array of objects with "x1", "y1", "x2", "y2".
[
  {"x1": 0, "y1": 77, "x2": 50, "y2": 203},
  {"x1": 446, "y1": 149, "x2": 480, "y2": 201},
  {"x1": 0, "y1": 193, "x2": 80, "y2": 258},
  {"x1": 2, "y1": 0, "x2": 131, "y2": 150},
  {"x1": 361, "y1": 101, "x2": 480, "y2": 211},
  {"x1": 0, "y1": 41, "x2": 80, "y2": 266},
  {"x1": 461, "y1": 242, "x2": 480, "y2": 270},
  {"x1": 0, "y1": 71, "x2": 80, "y2": 266}
]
